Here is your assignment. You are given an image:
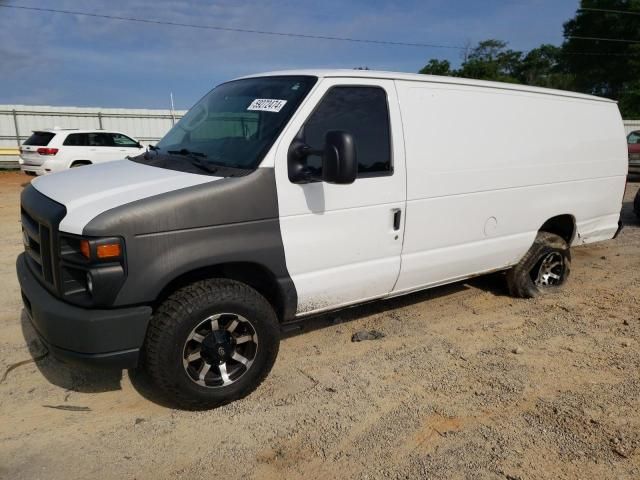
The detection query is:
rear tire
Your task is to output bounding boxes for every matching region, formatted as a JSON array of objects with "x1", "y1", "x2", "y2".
[
  {"x1": 506, "y1": 232, "x2": 571, "y2": 298},
  {"x1": 144, "y1": 278, "x2": 280, "y2": 410}
]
